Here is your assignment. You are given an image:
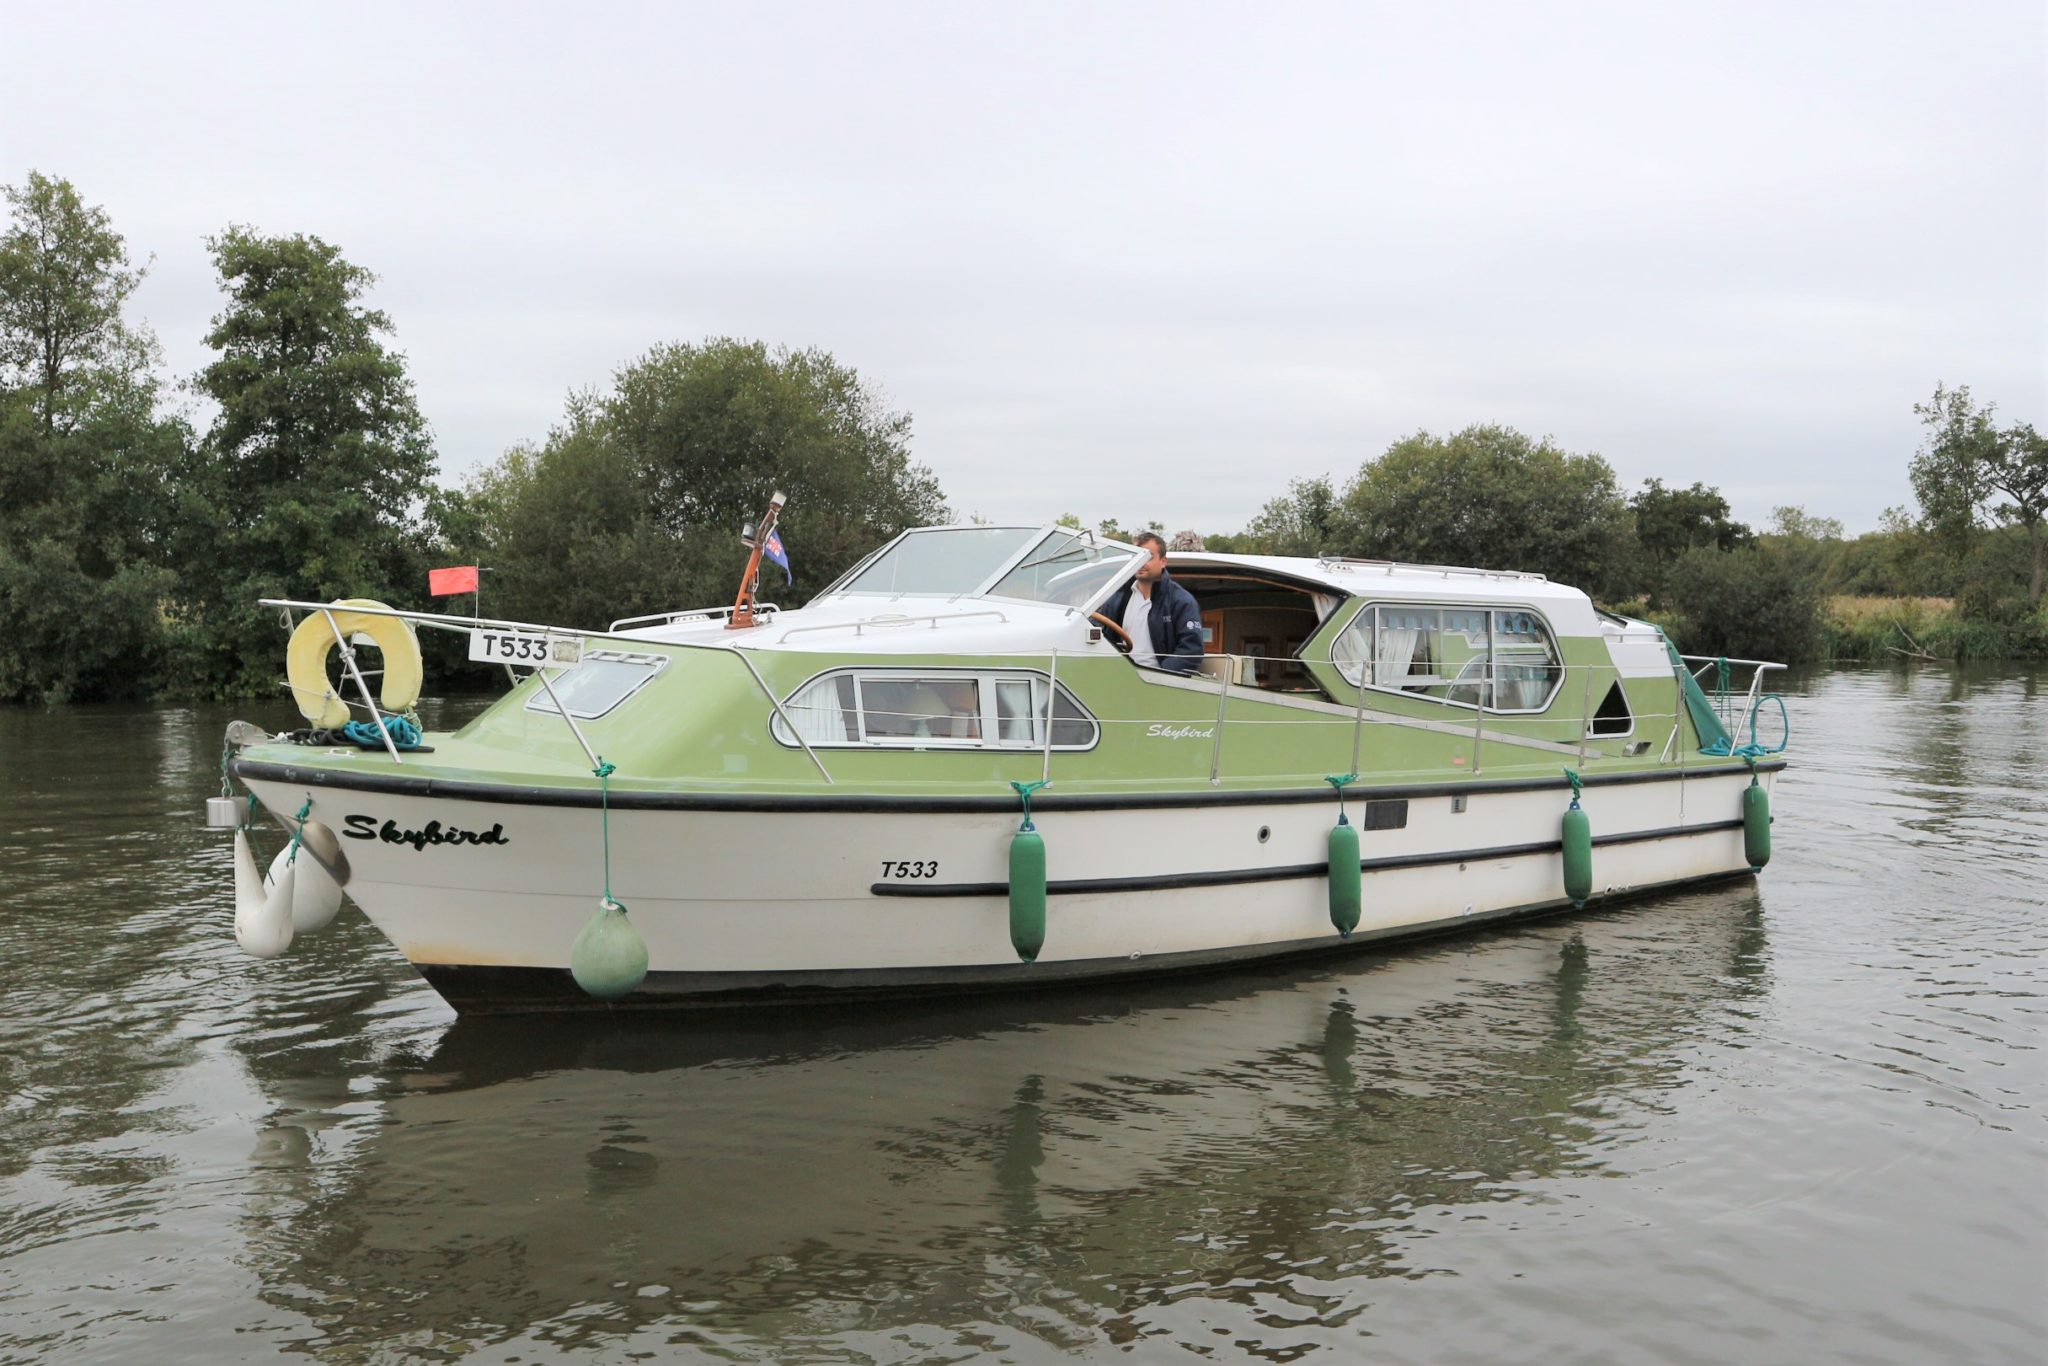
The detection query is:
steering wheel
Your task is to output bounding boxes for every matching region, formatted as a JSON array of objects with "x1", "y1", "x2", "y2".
[{"x1": 1088, "y1": 612, "x2": 1134, "y2": 654}]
